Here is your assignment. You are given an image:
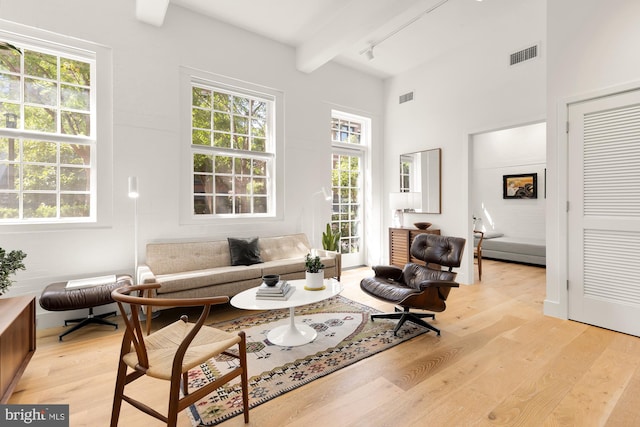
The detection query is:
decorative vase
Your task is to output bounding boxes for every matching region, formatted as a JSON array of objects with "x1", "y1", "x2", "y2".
[{"x1": 305, "y1": 270, "x2": 324, "y2": 290}]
